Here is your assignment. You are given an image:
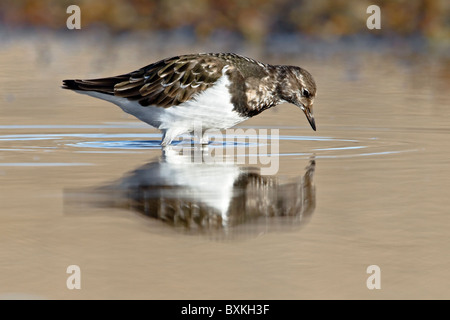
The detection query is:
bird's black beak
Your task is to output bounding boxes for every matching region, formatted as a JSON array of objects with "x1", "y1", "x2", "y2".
[{"x1": 302, "y1": 105, "x2": 316, "y2": 131}]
